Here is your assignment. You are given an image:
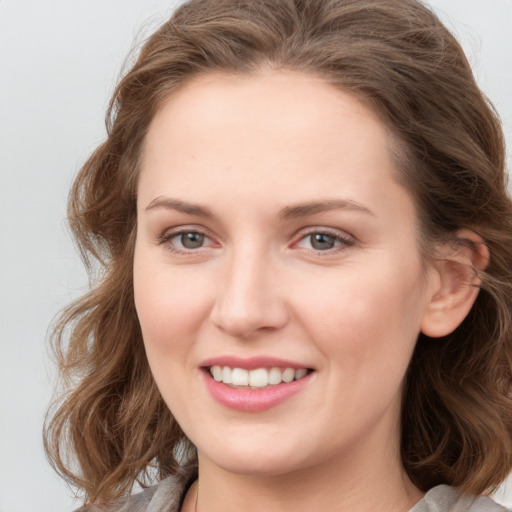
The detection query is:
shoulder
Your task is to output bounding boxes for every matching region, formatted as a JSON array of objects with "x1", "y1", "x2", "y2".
[
  {"x1": 74, "y1": 476, "x2": 187, "y2": 512},
  {"x1": 410, "y1": 485, "x2": 510, "y2": 512}
]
